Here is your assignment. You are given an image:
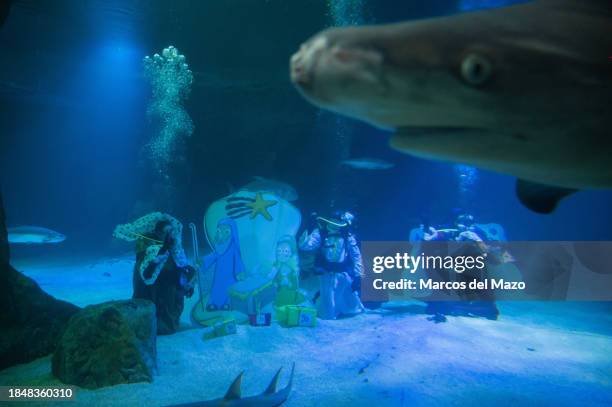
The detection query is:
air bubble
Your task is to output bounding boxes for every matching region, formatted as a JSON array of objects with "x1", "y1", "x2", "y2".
[{"x1": 143, "y1": 45, "x2": 194, "y2": 178}]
